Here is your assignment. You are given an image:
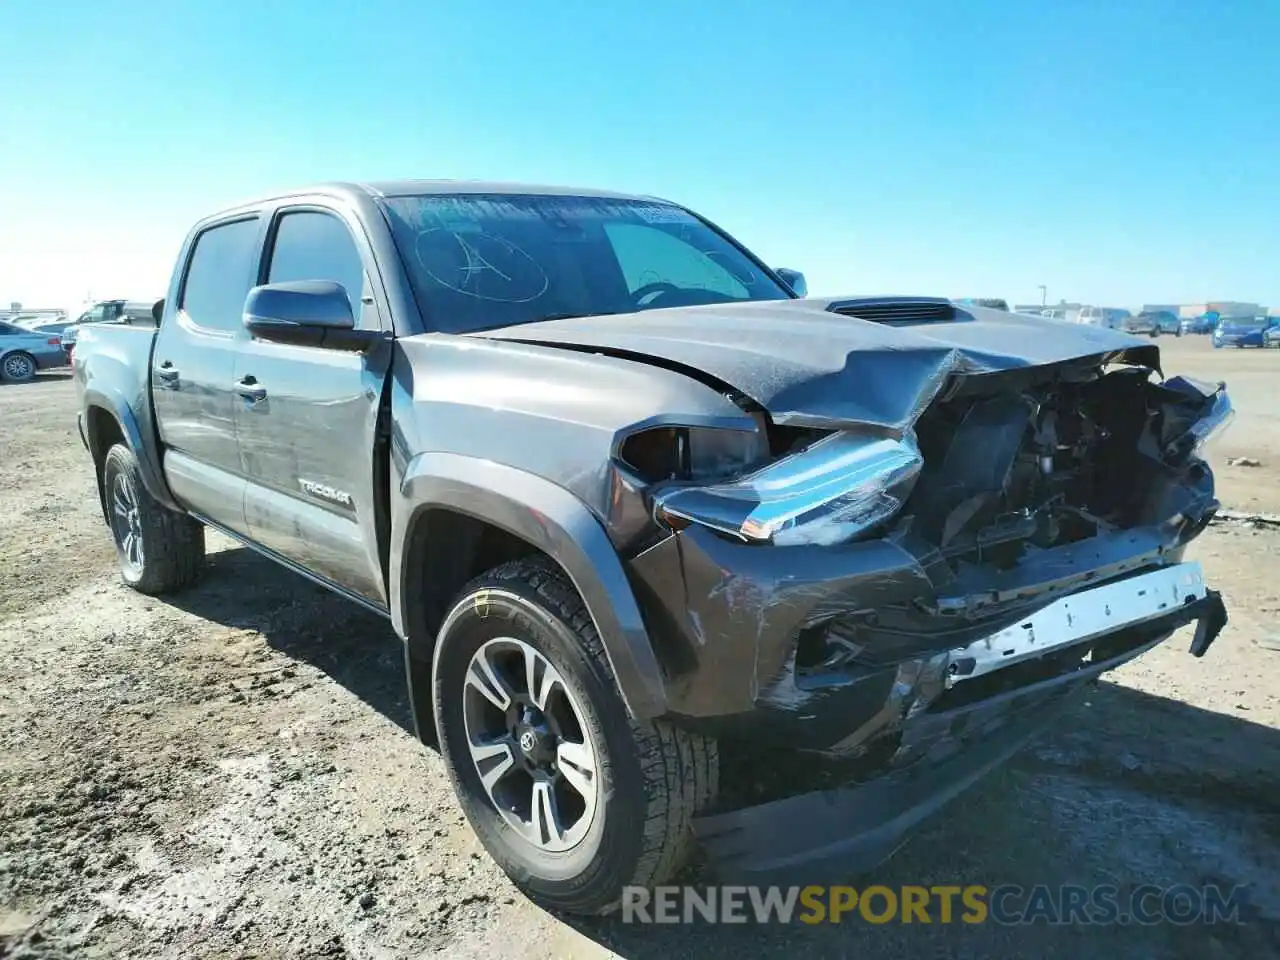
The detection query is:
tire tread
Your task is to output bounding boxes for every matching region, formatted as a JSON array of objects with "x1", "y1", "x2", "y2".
[
  {"x1": 103, "y1": 444, "x2": 204, "y2": 595},
  {"x1": 462, "y1": 555, "x2": 718, "y2": 913}
]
